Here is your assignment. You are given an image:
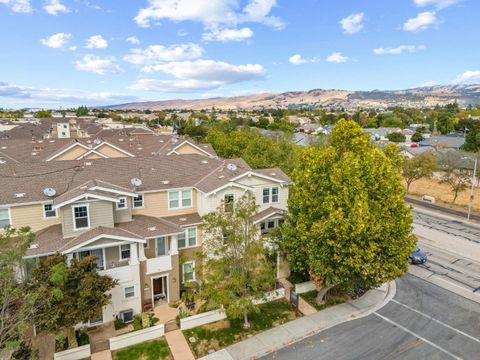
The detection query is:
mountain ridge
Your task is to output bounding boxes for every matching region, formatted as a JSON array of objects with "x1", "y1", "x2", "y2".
[{"x1": 108, "y1": 84, "x2": 480, "y2": 110}]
